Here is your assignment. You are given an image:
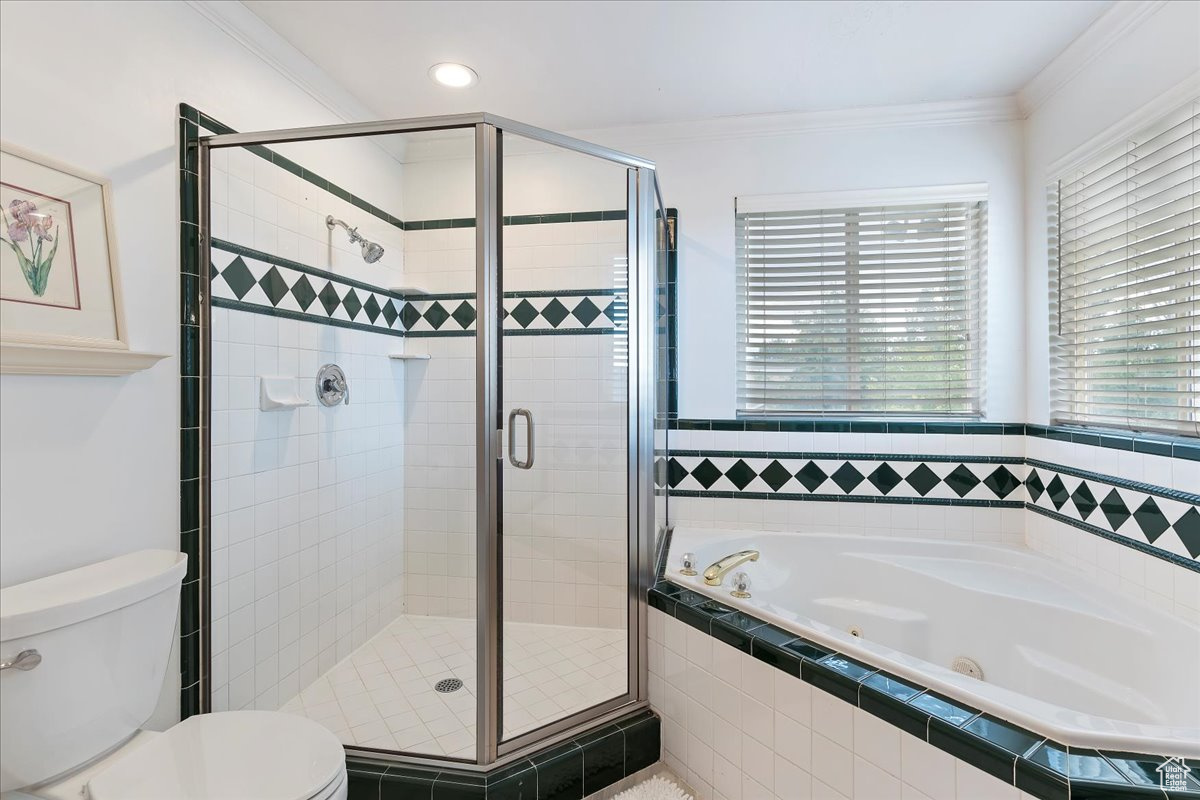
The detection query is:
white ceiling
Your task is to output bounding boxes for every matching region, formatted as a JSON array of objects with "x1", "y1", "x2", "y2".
[{"x1": 243, "y1": 0, "x2": 1112, "y2": 132}]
